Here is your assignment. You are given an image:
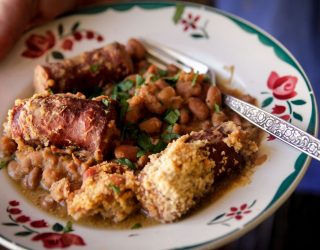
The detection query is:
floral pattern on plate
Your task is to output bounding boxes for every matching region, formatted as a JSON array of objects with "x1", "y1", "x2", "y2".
[
  {"x1": 22, "y1": 21, "x2": 104, "y2": 62},
  {"x1": 261, "y1": 71, "x2": 306, "y2": 140},
  {"x1": 2, "y1": 200, "x2": 85, "y2": 249}
]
